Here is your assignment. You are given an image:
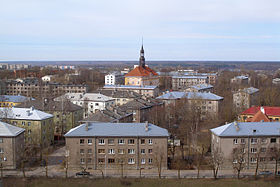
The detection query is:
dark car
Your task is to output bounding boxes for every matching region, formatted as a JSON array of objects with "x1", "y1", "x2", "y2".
[
  {"x1": 259, "y1": 171, "x2": 273, "y2": 175},
  {"x1": 76, "y1": 171, "x2": 91, "y2": 177}
]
